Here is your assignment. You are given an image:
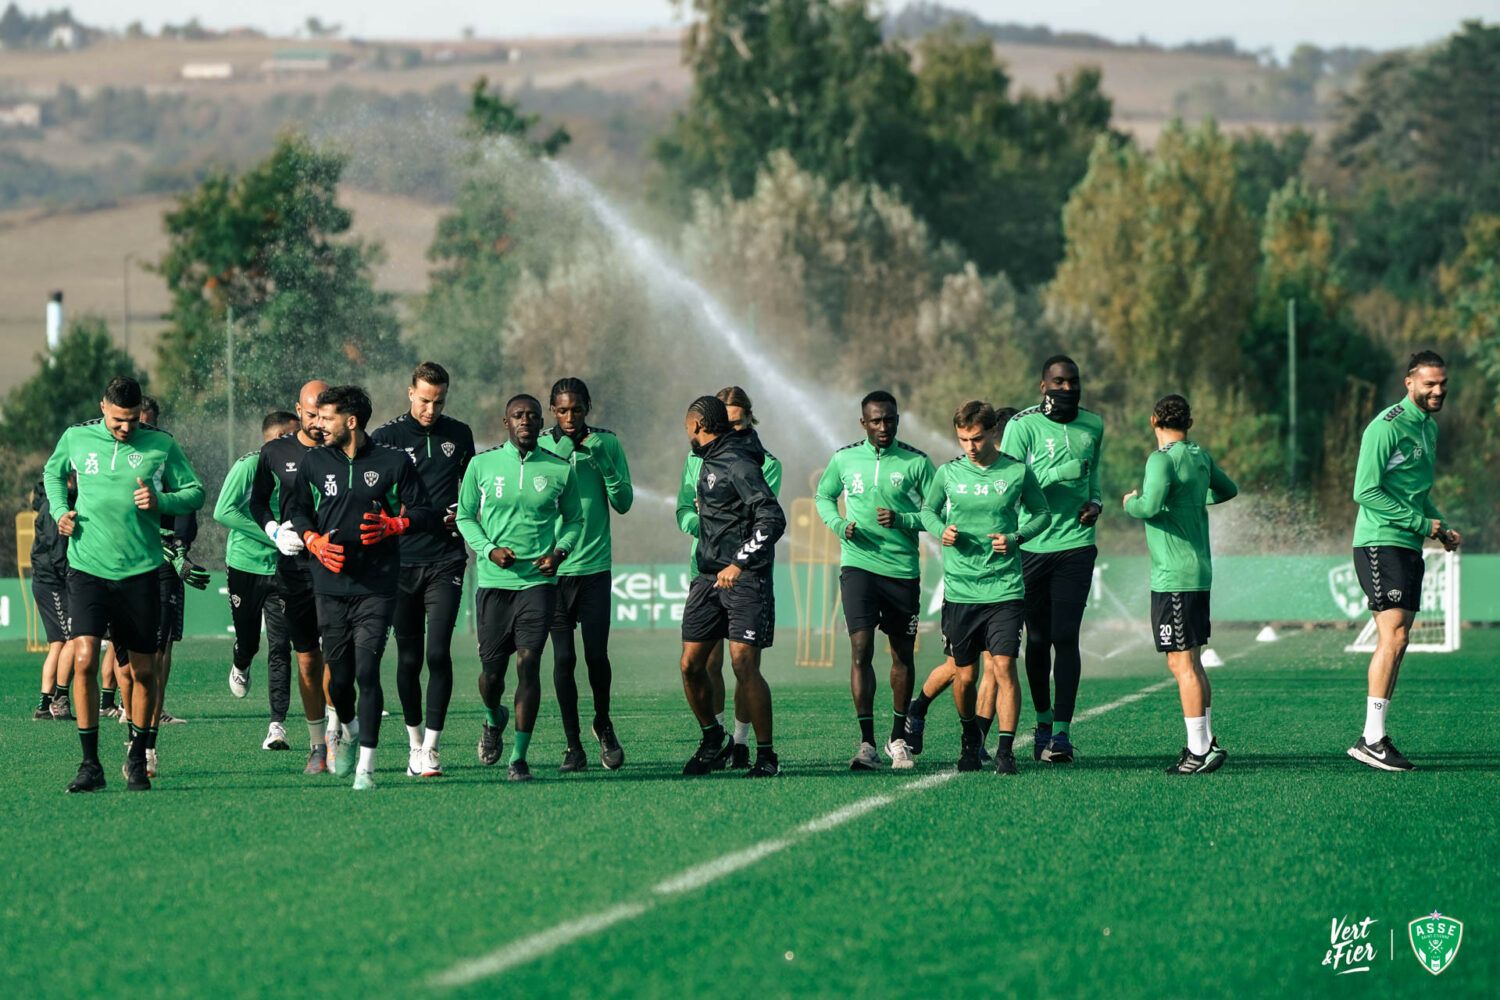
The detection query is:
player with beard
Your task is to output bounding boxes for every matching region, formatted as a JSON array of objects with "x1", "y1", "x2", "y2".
[{"x1": 285, "y1": 385, "x2": 435, "y2": 790}]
